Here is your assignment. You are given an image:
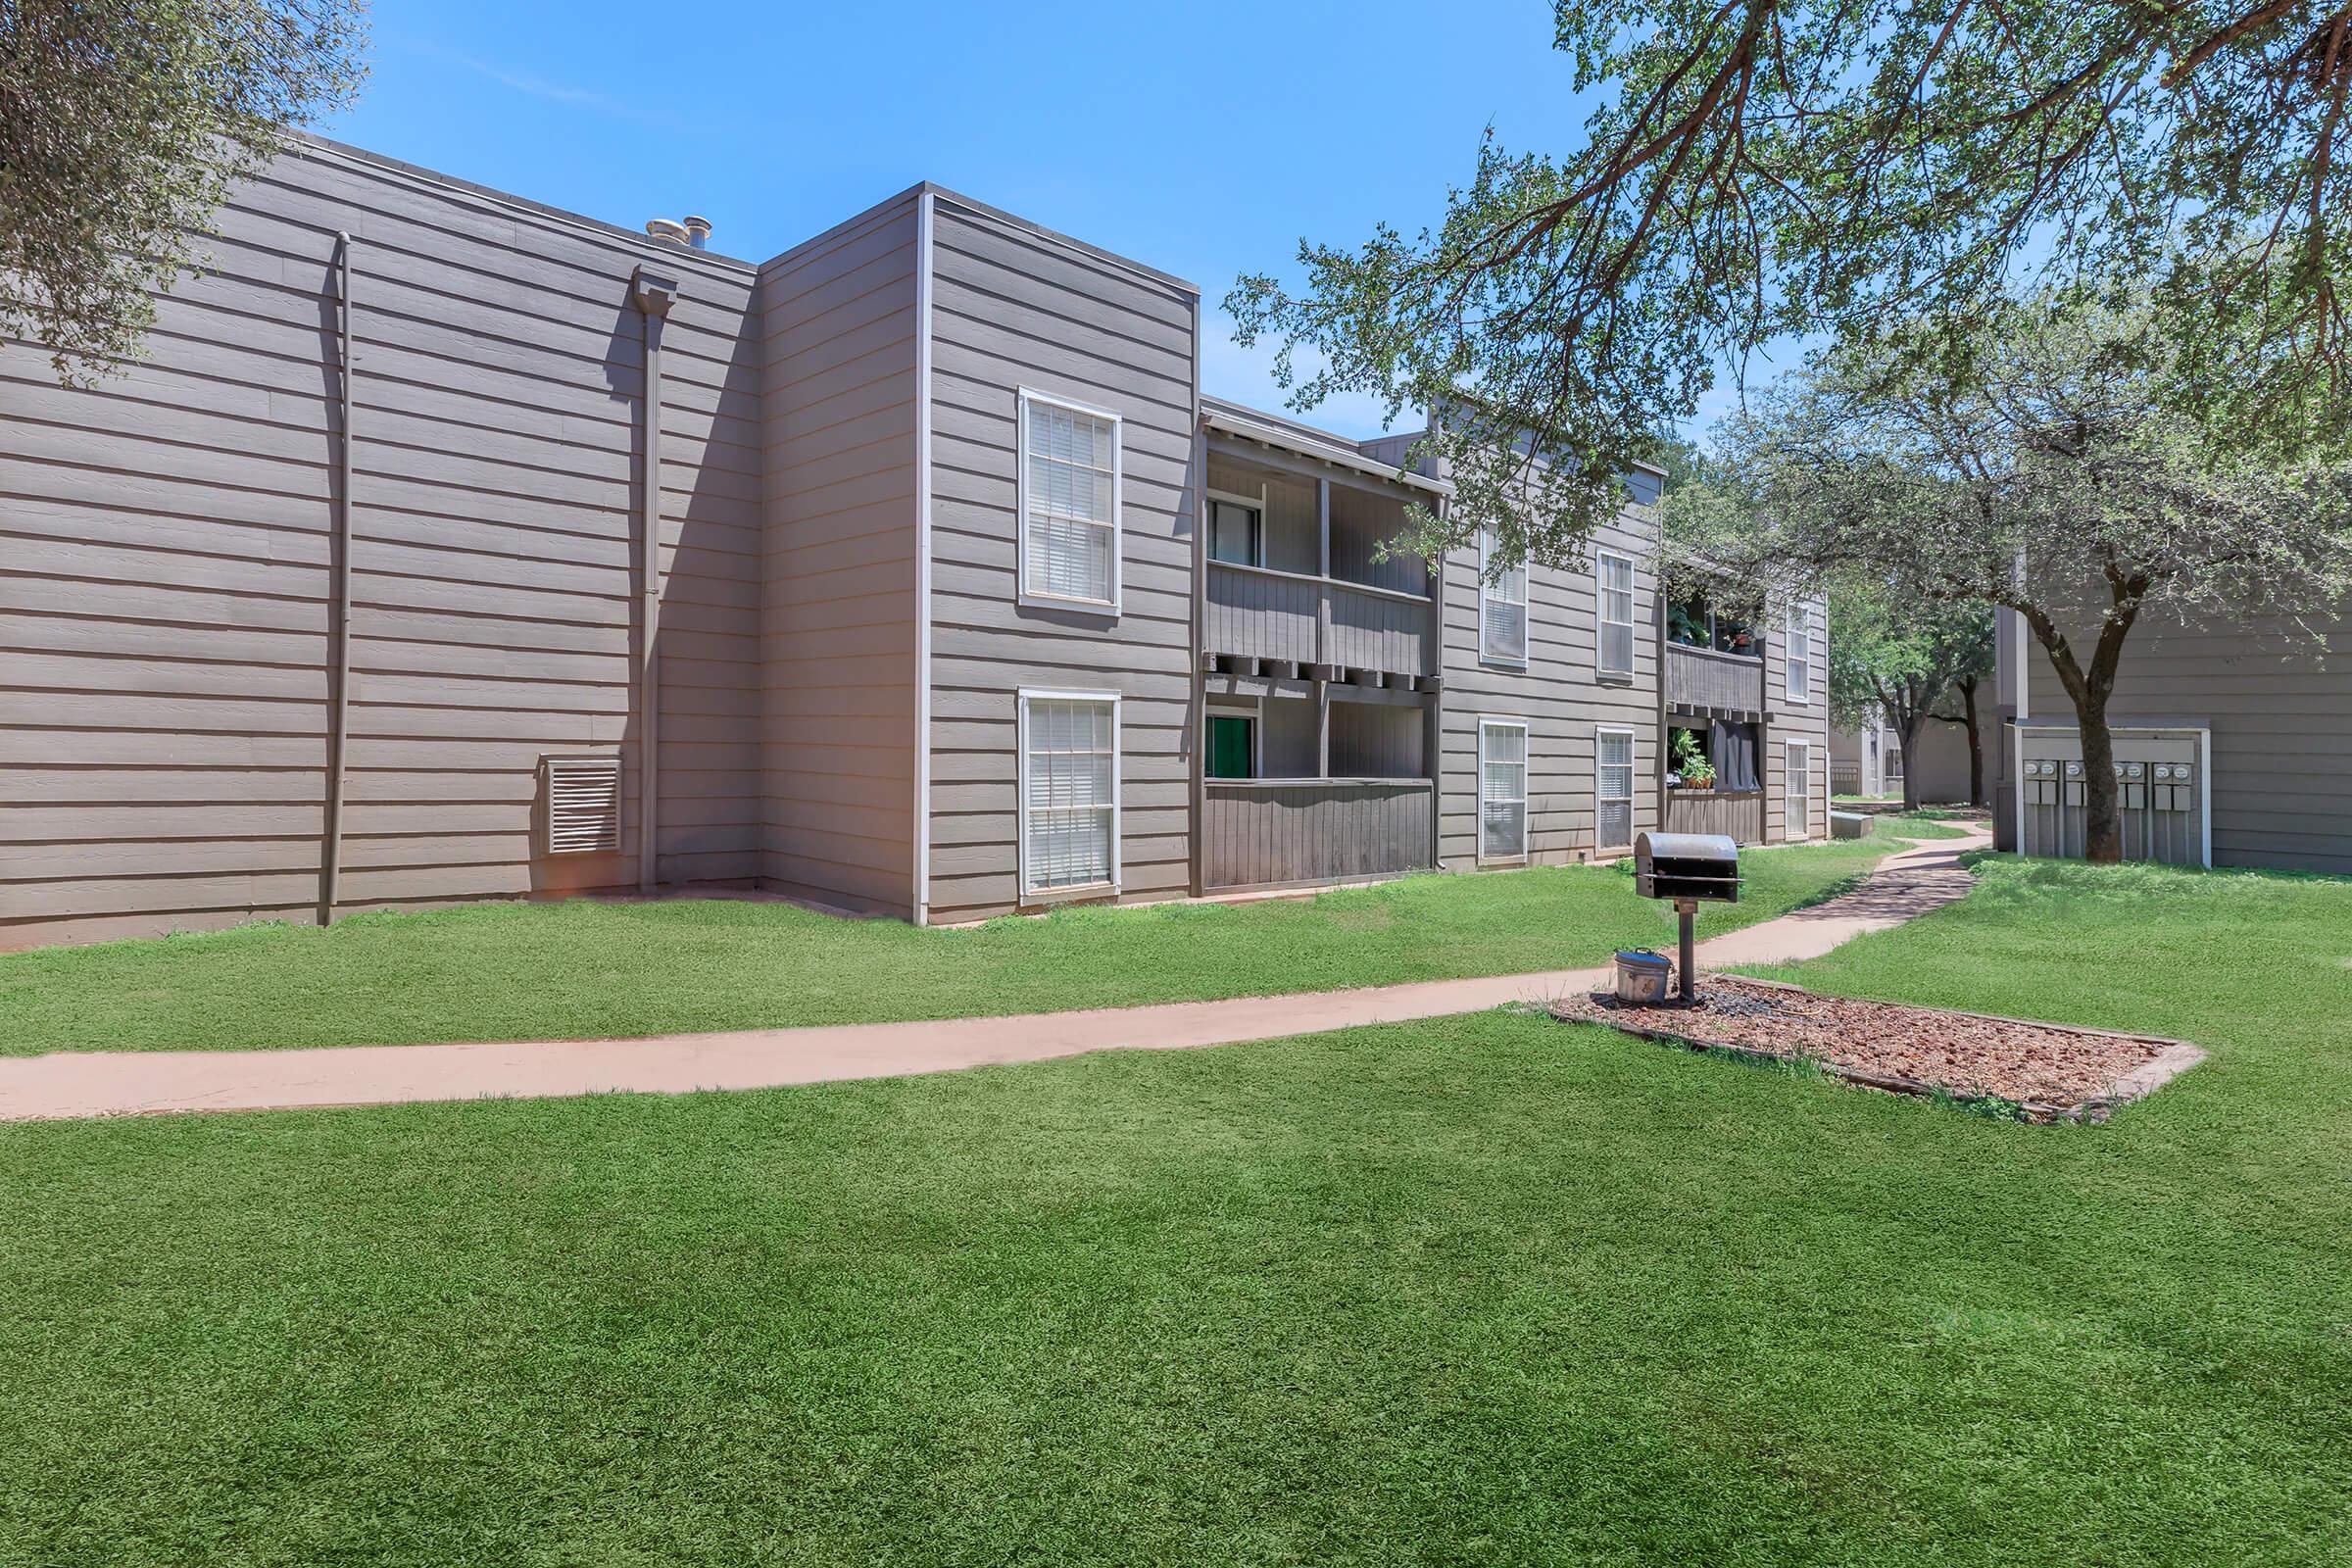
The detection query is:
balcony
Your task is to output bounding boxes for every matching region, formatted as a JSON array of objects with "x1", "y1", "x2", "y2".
[
  {"x1": 1663, "y1": 787, "x2": 1766, "y2": 844},
  {"x1": 1666, "y1": 643, "x2": 1765, "y2": 718},
  {"x1": 1201, "y1": 777, "x2": 1435, "y2": 892},
  {"x1": 1205, "y1": 562, "x2": 1433, "y2": 682}
]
